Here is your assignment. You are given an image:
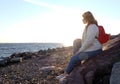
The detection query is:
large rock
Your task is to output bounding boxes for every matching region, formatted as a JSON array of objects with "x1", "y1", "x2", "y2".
[
  {"x1": 0, "y1": 58, "x2": 7, "y2": 66},
  {"x1": 110, "y1": 62, "x2": 120, "y2": 84},
  {"x1": 60, "y1": 34, "x2": 120, "y2": 84}
]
